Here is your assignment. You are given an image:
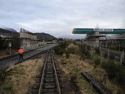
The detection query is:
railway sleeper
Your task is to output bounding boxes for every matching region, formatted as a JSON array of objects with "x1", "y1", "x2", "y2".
[
  {"x1": 45, "y1": 71, "x2": 54, "y2": 74},
  {"x1": 33, "y1": 83, "x2": 40, "y2": 89},
  {"x1": 42, "y1": 92, "x2": 58, "y2": 94},
  {"x1": 44, "y1": 78, "x2": 55, "y2": 83},
  {"x1": 46, "y1": 66, "x2": 53, "y2": 69},
  {"x1": 31, "y1": 89, "x2": 38, "y2": 94},
  {"x1": 45, "y1": 74, "x2": 55, "y2": 78},
  {"x1": 45, "y1": 68, "x2": 54, "y2": 71},
  {"x1": 46, "y1": 63, "x2": 52, "y2": 65},
  {"x1": 43, "y1": 83, "x2": 56, "y2": 89},
  {"x1": 42, "y1": 88, "x2": 57, "y2": 93},
  {"x1": 35, "y1": 78, "x2": 41, "y2": 83},
  {"x1": 56, "y1": 70, "x2": 61, "y2": 74}
]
